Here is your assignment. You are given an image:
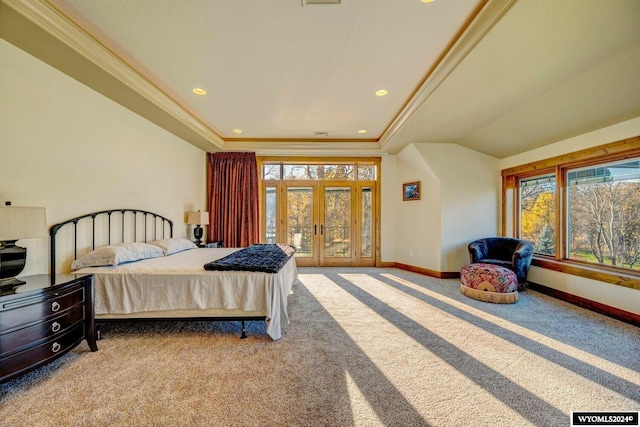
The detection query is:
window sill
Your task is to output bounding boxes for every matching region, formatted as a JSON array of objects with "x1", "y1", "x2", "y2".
[{"x1": 532, "y1": 257, "x2": 640, "y2": 291}]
